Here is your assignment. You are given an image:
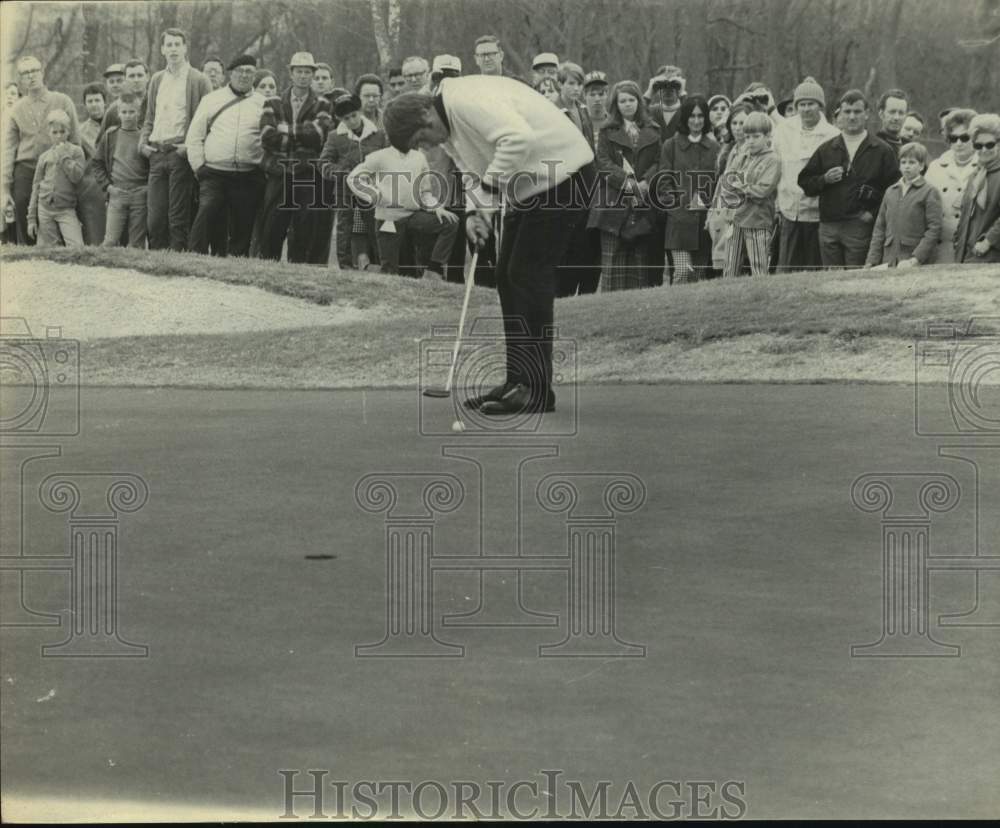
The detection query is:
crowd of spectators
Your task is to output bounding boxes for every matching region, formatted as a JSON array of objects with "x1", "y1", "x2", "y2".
[{"x1": 3, "y1": 28, "x2": 1000, "y2": 290}]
